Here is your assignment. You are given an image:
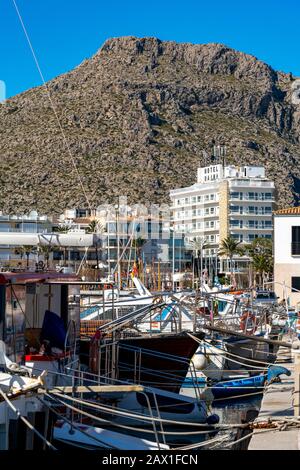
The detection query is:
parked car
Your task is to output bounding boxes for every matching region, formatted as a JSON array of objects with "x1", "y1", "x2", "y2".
[{"x1": 253, "y1": 290, "x2": 279, "y2": 306}]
